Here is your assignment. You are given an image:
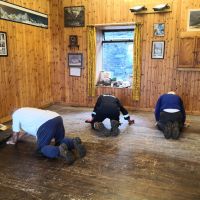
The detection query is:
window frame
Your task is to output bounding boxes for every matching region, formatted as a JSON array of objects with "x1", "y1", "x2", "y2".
[
  {"x1": 101, "y1": 29, "x2": 134, "y2": 82},
  {"x1": 102, "y1": 29, "x2": 134, "y2": 43},
  {"x1": 95, "y1": 27, "x2": 135, "y2": 88}
]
